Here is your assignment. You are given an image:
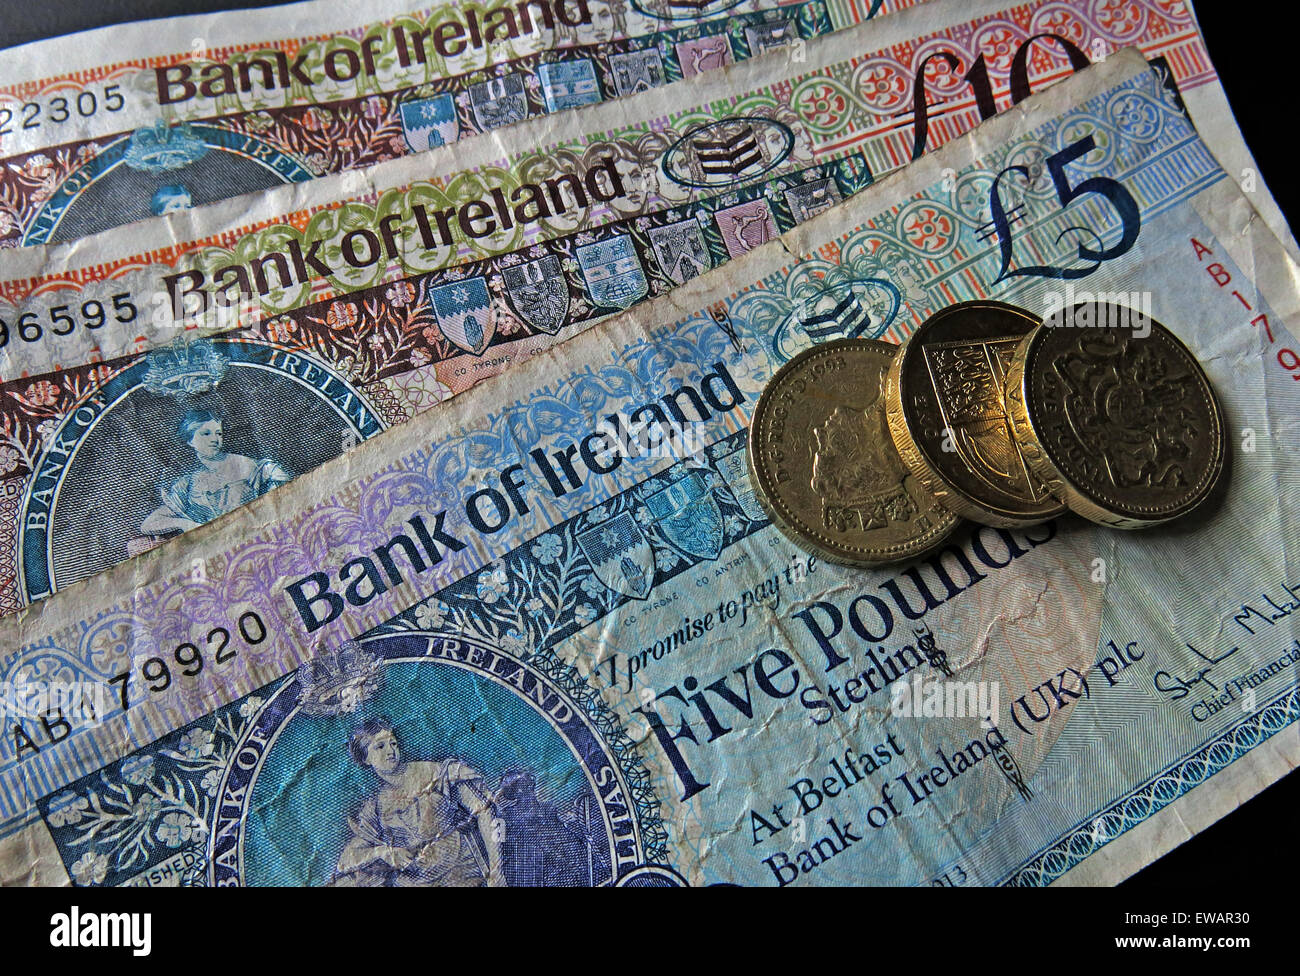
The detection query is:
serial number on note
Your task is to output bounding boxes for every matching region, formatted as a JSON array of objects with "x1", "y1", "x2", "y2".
[
  {"x1": 108, "y1": 610, "x2": 269, "y2": 707},
  {"x1": 0, "y1": 86, "x2": 127, "y2": 141},
  {"x1": 8, "y1": 610, "x2": 269, "y2": 762},
  {"x1": 0, "y1": 293, "x2": 137, "y2": 347}
]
